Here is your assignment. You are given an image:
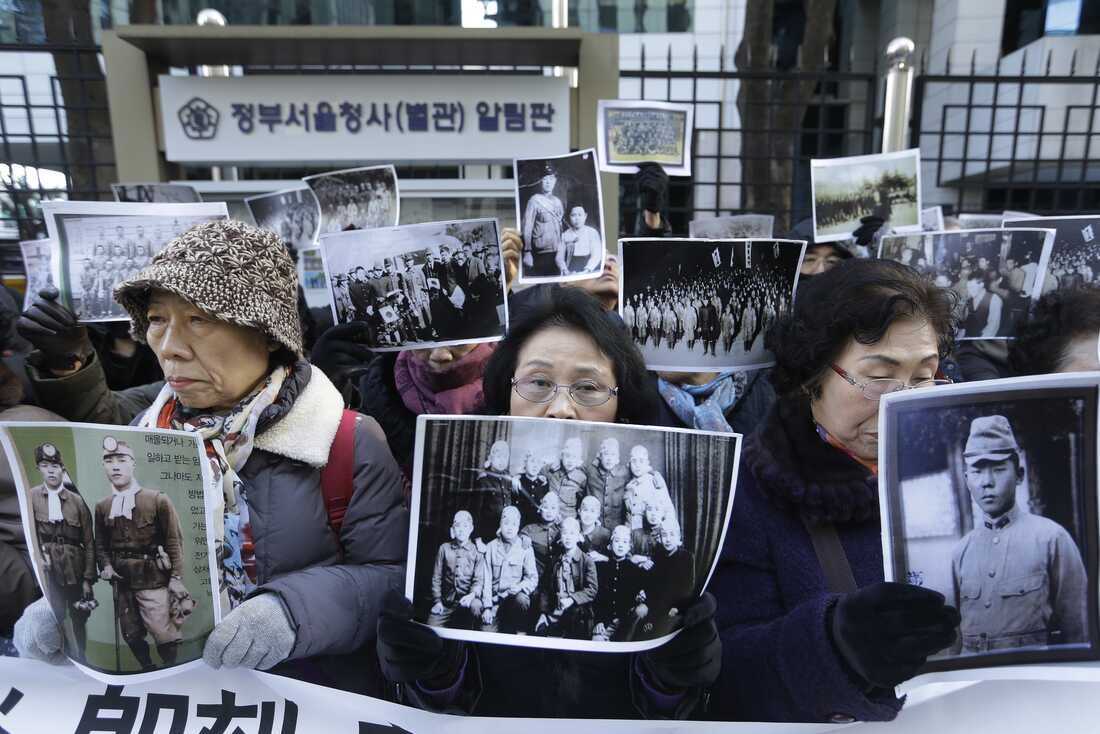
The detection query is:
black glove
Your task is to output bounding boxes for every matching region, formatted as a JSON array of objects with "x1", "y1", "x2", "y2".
[
  {"x1": 377, "y1": 589, "x2": 466, "y2": 688},
  {"x1": 308, "y1": 321, "x2": 374, "y2": 383},
  {"x1": 852, "y1": 215, "x2": 885, "y2": 248},
  {"x1": 829, "y1": 582, "x2": 960, "y2": 690},
  {"x1": 636, "y1": 162, "x2": 669, "y2": 214},
  {"x1": 17, "y1": 287, "x2": 94, "y2": 372},
  {"x1": 639, "y1": 592, "x2": 721, "y2": 690}
]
